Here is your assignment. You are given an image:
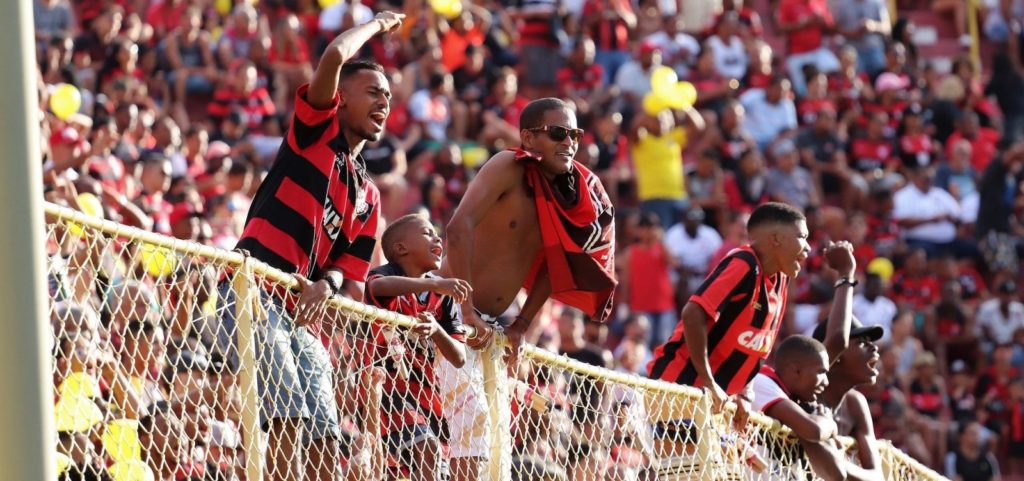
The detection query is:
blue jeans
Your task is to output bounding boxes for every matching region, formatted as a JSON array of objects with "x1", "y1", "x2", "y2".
[
  {"x1": 641, "y1": 310, "x2": 679, "y2": 348},
  {"x1": 217, "y1": 280, "x2": 340, "y2": 443},
  {"x1": 856, "y1": 45, "x2": 886, "y2": 77},
  {"x1": 595, "y1": 49, "x2": 631, "y2": 86},
  {"x1": 640, "y1": 198, "x2": 688, "y2": 230}
]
